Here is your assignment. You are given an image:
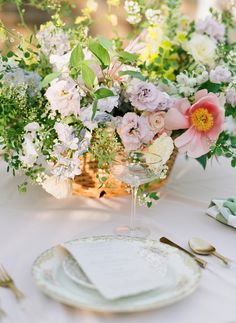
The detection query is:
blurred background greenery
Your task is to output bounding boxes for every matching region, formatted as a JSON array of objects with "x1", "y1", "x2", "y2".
[{"x1": 0, "y1": 0, "x2": 226, "y2": 39}]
